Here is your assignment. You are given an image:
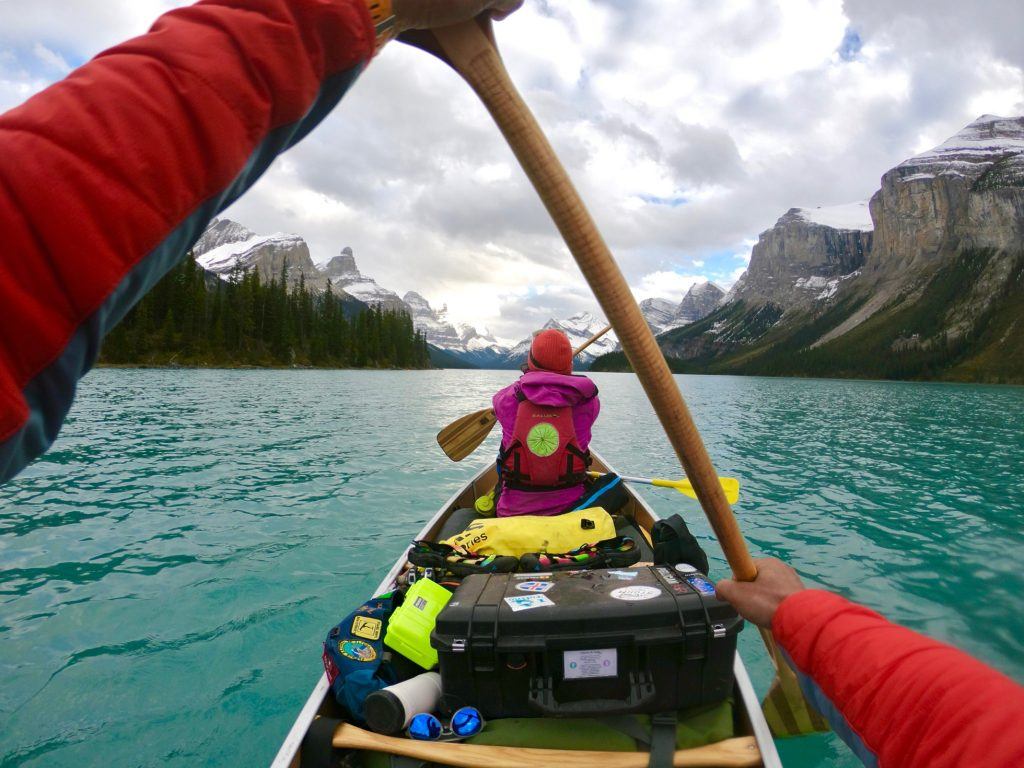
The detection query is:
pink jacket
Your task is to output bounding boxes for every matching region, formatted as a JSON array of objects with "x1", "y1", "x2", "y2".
[{"x1": 492, "y1": 371, "x2": 600, "y2": 517}]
